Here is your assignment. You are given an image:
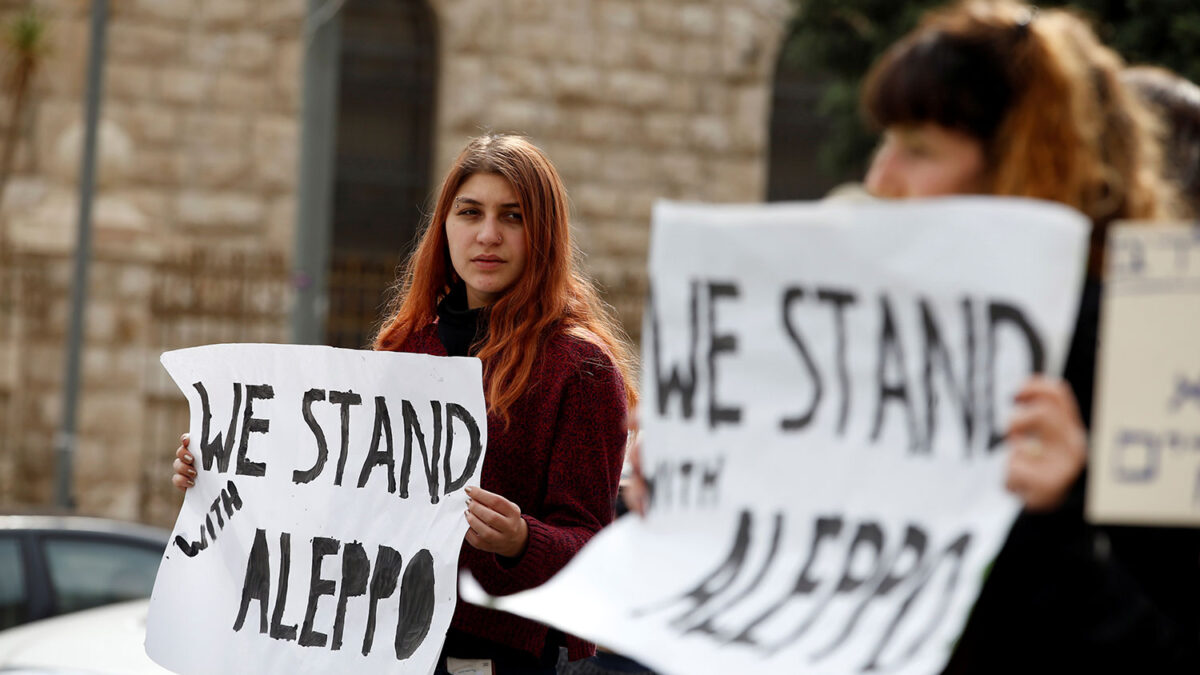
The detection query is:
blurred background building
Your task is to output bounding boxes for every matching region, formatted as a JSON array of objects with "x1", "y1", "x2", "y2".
[
  {"x1": 0, "y1": 0, "x2": 797, "y2": 526},
  {"x1": 0, "y1": 0, "x2": 1196, "y2": 527}
]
